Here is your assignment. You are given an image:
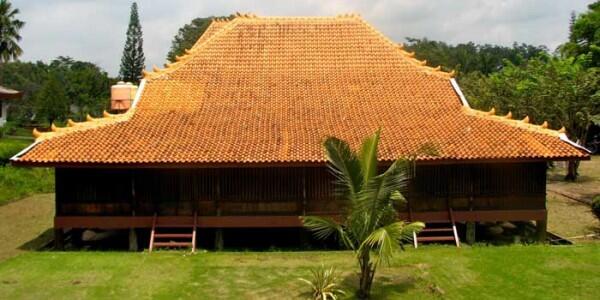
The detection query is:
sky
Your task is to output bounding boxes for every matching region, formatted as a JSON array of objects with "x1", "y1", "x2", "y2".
[{"x1": 12, "y1": 0, "x2": 596, "y2": 77}]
